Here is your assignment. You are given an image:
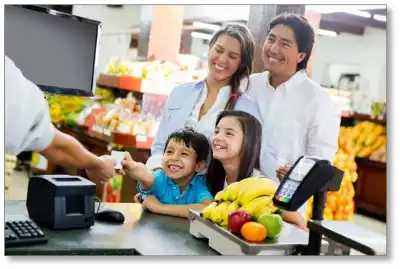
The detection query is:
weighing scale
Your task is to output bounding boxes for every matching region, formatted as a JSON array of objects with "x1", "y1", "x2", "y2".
[{"x1": 189, "y1": 155, "x2": 386, "y2": 255}]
